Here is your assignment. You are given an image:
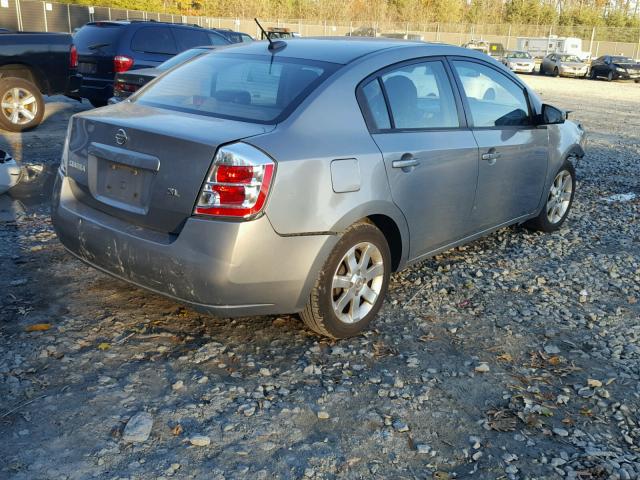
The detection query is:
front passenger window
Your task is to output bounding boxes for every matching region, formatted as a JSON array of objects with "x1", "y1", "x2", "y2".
[{"x1": 452, "y1": 60, "x2": 531, "y2": 127}]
